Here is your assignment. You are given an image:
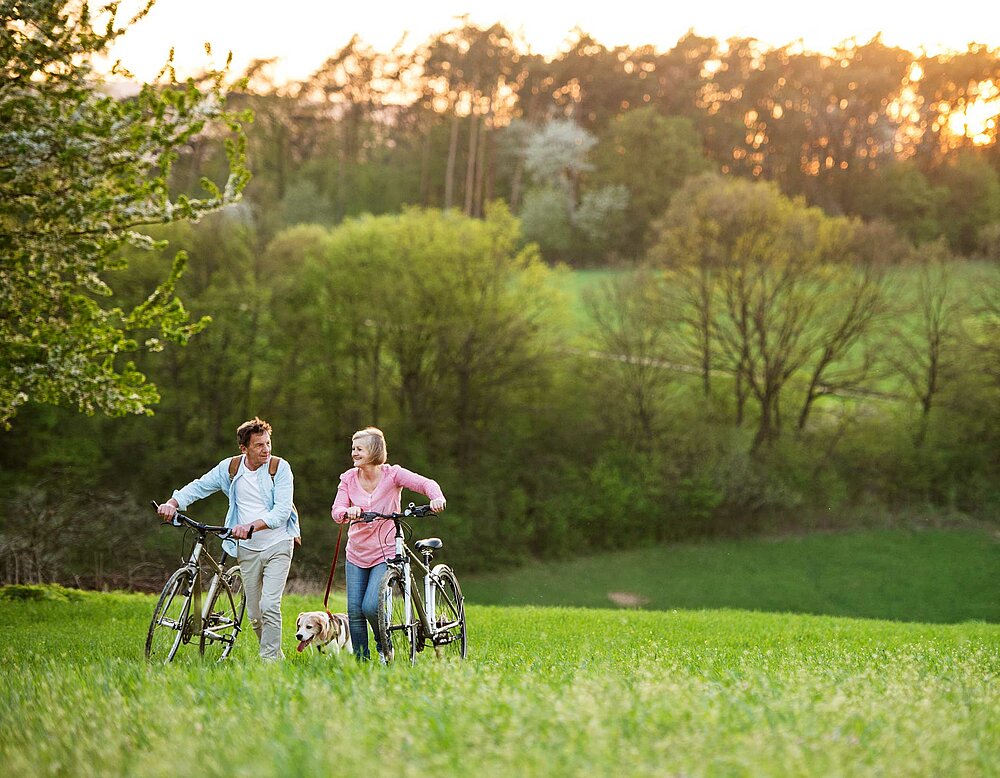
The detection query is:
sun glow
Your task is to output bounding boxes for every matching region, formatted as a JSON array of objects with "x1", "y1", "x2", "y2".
[{"x1": 946, "y1": 80, "x2": 1000, "y2": 145}]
